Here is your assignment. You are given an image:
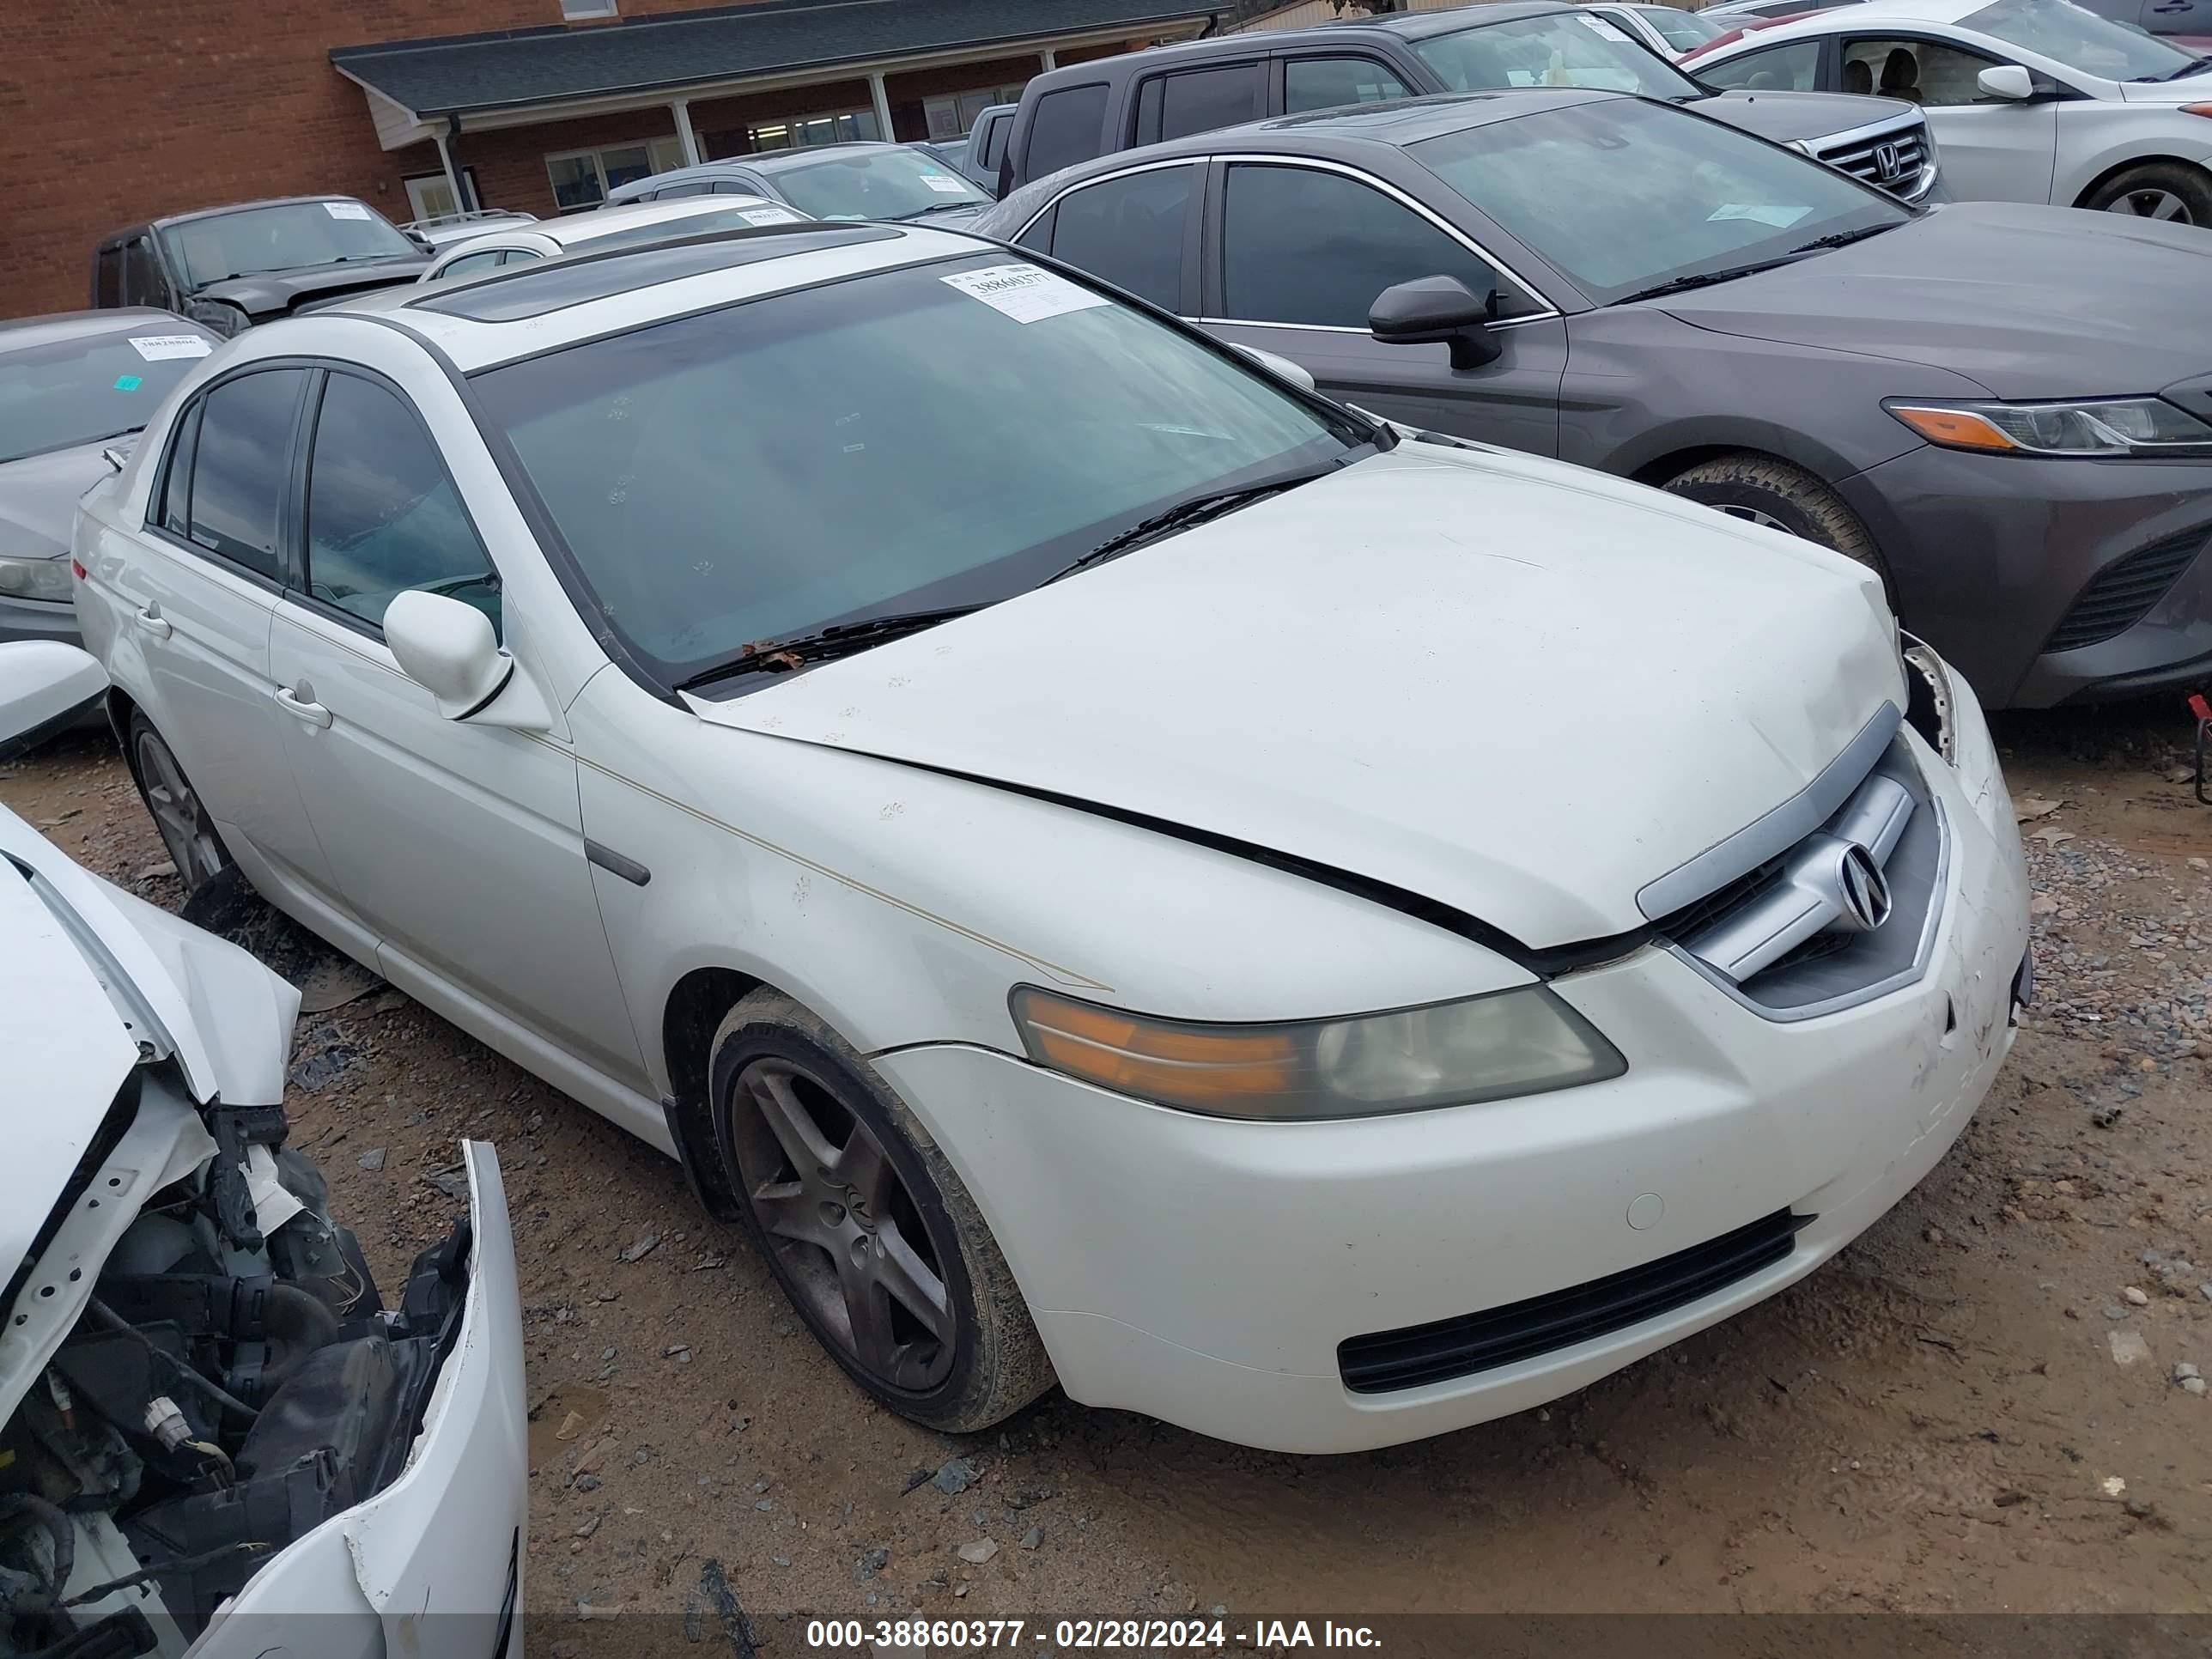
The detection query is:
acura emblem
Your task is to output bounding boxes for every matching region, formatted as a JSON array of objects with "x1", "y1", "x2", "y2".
[
  {"x1": 1872, "y1": 142, "x2": 1905, "y2": 183},
  {"x1": 1835, "y1": 843, "x2": 1893, "y2": 933}
]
